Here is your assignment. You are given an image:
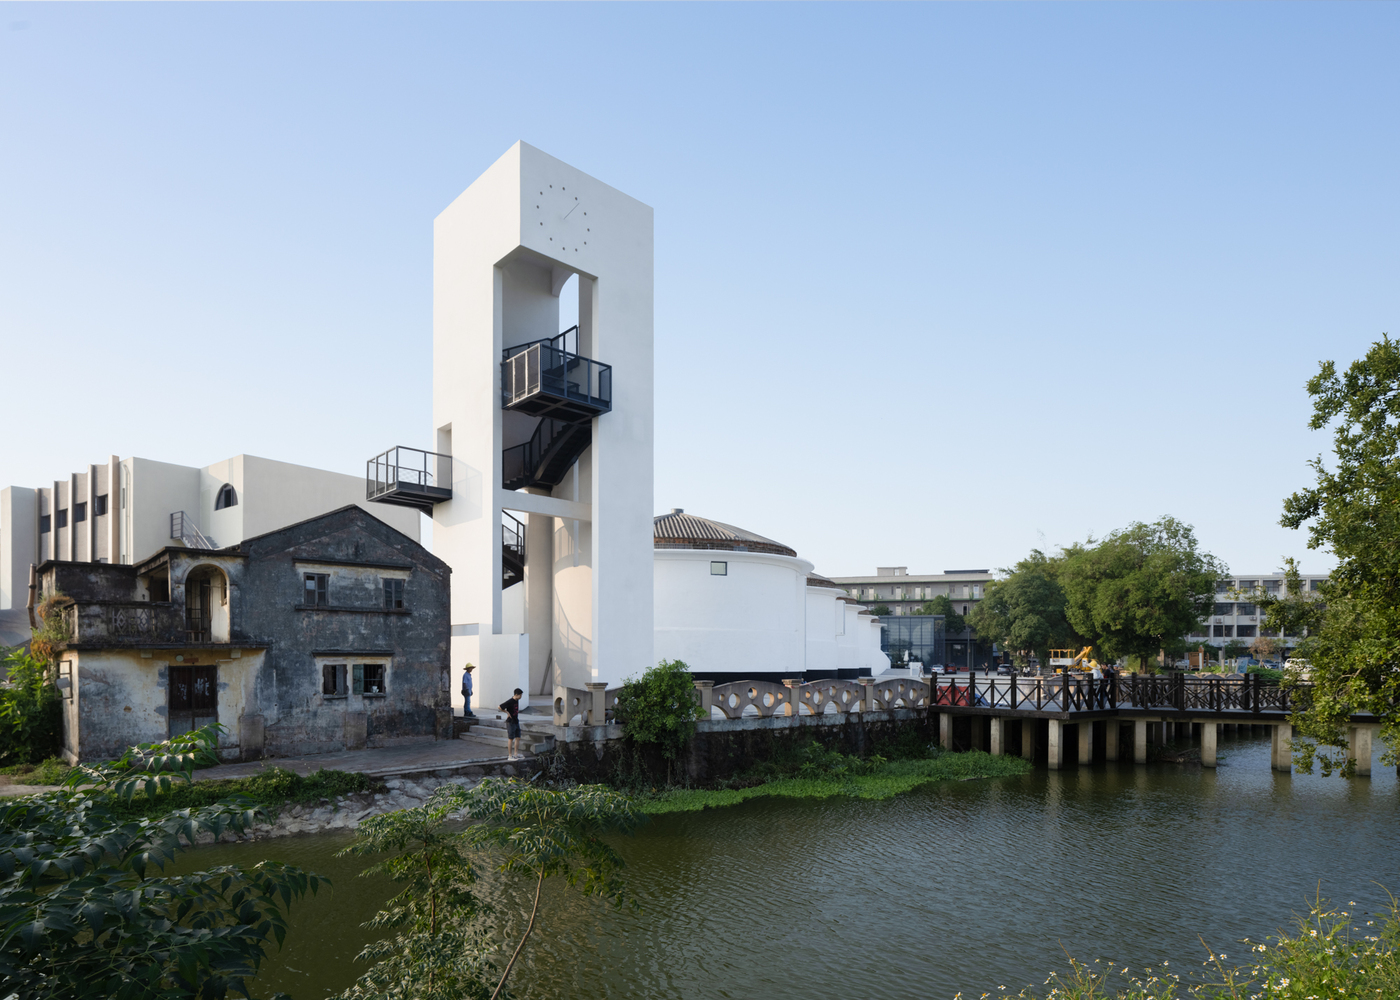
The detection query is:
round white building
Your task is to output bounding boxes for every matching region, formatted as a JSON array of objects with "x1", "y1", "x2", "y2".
[{"x1": 653, "y1": 509, "x2": 888, "y2": 681}]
